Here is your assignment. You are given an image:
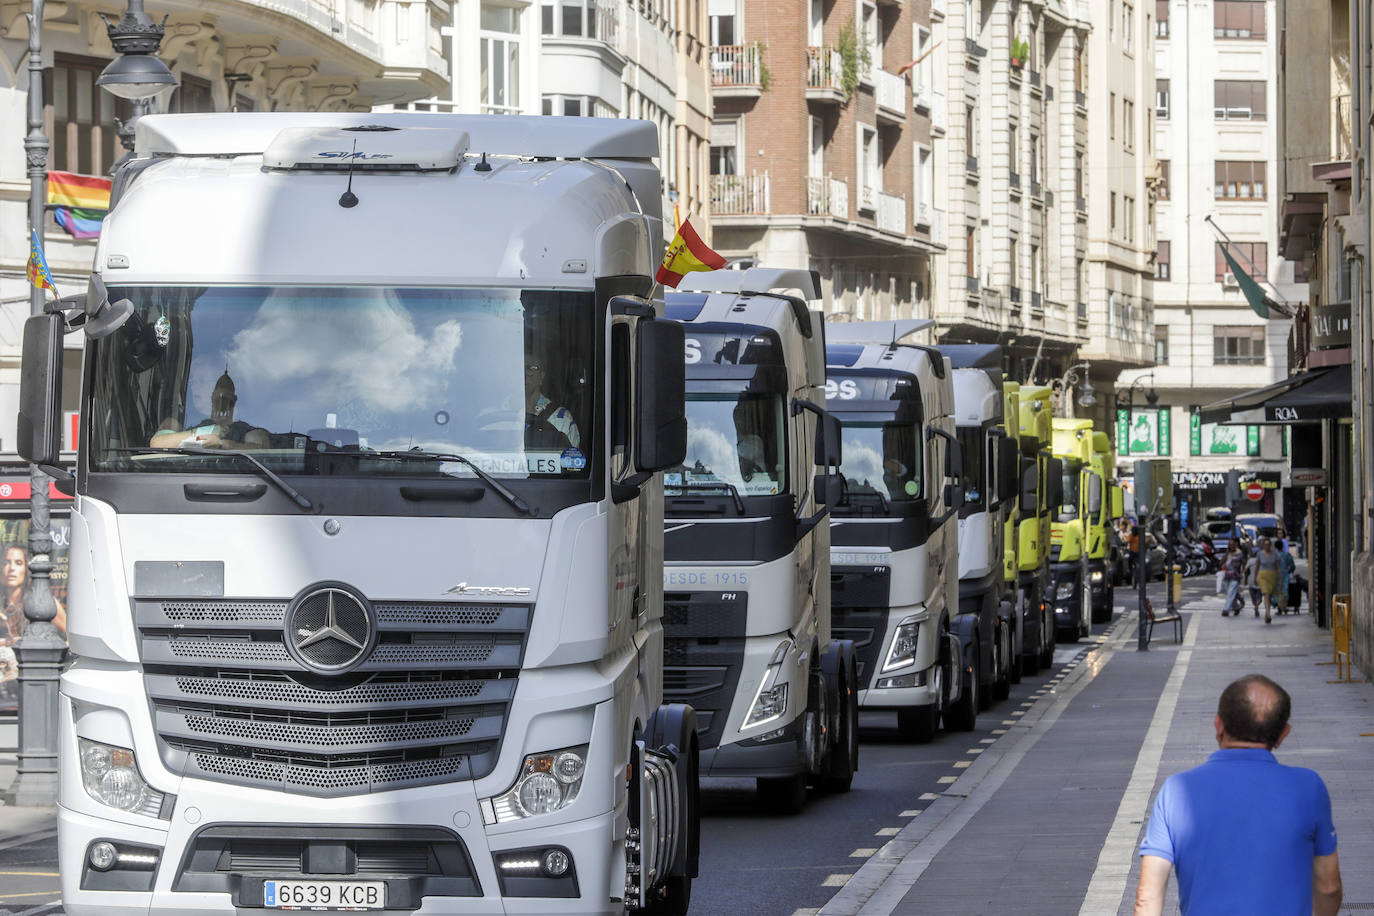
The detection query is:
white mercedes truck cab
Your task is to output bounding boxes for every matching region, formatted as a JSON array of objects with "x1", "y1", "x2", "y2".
[
  {"x1": 824, "y1": 321, "x2": 963, "y2": 742},
  {"x1": 17, "y1": 113, "x2": 701, "y2": 915},
  {"x1": 938, "y1": 345, "x2": 1021, "y2": 721},
  {"x1": 659, "y1": 269, "x2": 856, "y2": 814}
]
